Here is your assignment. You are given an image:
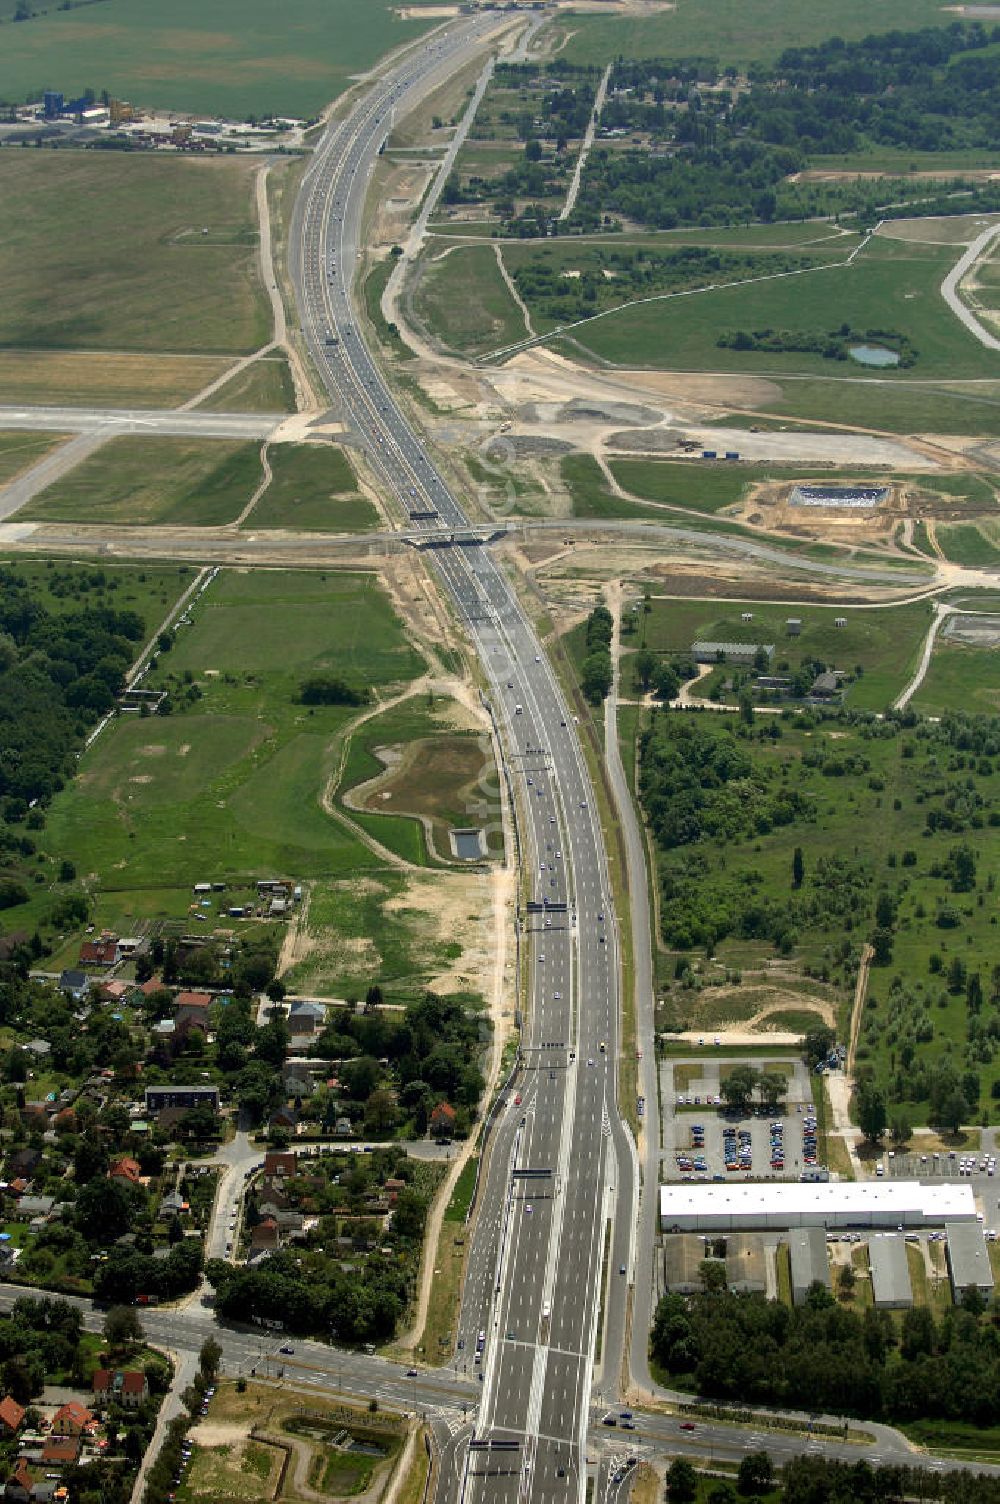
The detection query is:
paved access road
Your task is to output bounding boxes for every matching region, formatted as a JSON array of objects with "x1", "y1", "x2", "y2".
[
  {"x1": 0, "y1": 406, "x2": 282, "y2": 438},
  {"x1": 289, "y1": 15, "x2": 635, "y2": 1501}
]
